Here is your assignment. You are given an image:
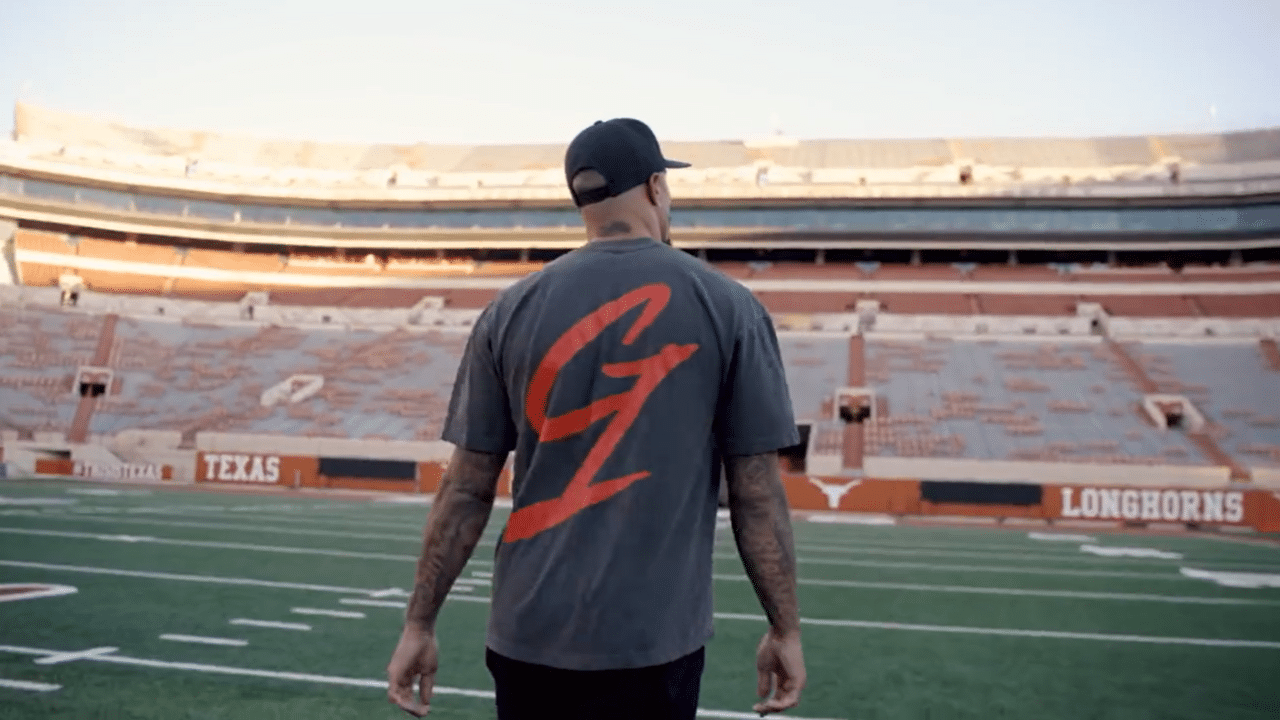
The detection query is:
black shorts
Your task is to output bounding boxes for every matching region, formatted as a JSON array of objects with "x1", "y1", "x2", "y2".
[{"x1": 485, "y1": 645, "x2": 705, "y2": 720}]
